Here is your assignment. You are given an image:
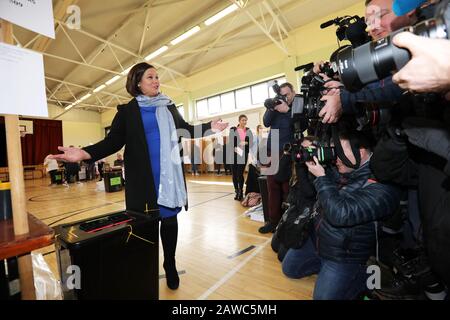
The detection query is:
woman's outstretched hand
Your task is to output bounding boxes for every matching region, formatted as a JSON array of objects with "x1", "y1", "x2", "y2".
[
  {"x1": 211, "y1": 119, "x2": 228, "y2": 132},
  {"x1": 48, "y1": 146, "x2": 91, "y2": 162}
]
